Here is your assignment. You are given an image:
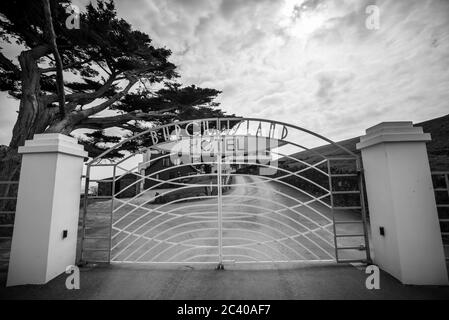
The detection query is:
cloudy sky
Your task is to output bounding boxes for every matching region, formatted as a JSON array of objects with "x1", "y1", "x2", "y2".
[{"x1": 1, "y1": 0, "x2": 449, "y2": 145}]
